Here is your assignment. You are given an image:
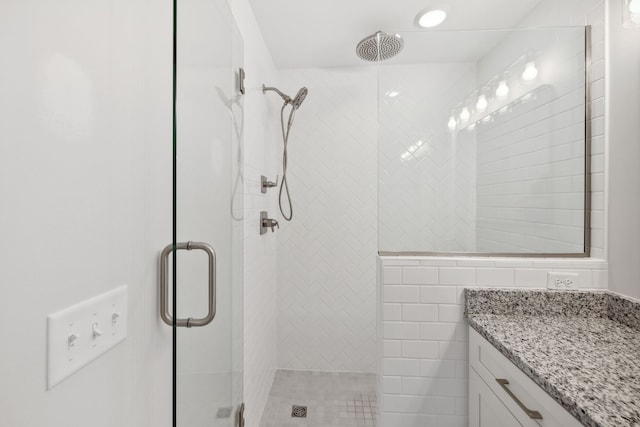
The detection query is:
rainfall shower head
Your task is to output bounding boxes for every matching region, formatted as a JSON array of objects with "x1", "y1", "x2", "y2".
[
  {"x1": 356, "y1": 31, "x2": 404, "y2": 62},
  {"x1": 263, "y1": 84, "x2": 309, "y2": 109}
]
